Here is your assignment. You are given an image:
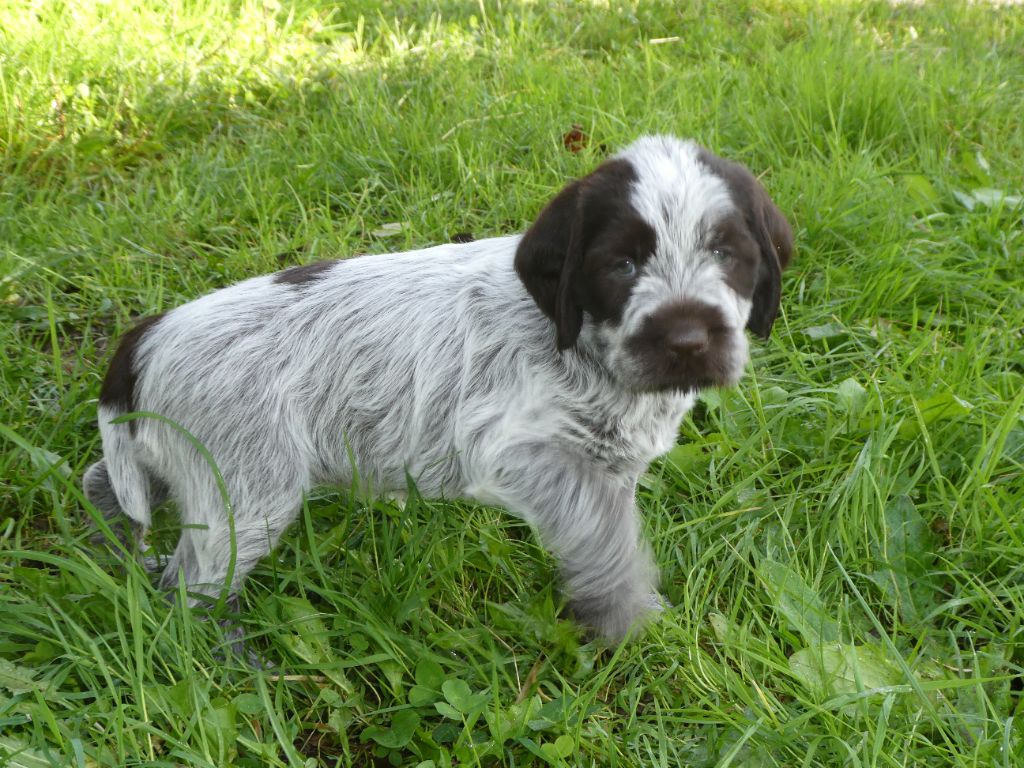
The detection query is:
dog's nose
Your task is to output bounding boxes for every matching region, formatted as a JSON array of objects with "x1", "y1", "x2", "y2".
[{"x1": 665, "y1": 325, "x2": 709, "y2": 356}]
